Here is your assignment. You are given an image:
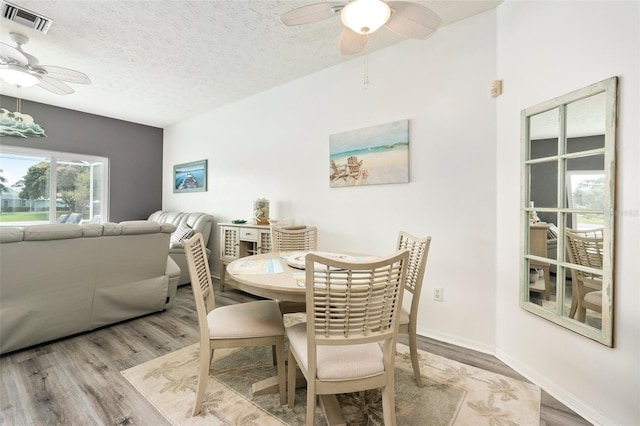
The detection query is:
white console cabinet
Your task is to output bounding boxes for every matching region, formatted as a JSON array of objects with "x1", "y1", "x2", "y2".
[{"x1": 218, "y1": 223, "x2": 272, "y2": 291}]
